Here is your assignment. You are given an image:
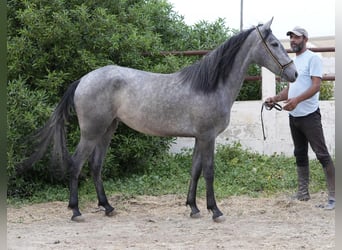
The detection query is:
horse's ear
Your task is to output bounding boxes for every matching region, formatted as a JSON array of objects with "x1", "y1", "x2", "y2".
[{"x1": 263, "y1": 17, "x2": 274, "y2": 30}]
